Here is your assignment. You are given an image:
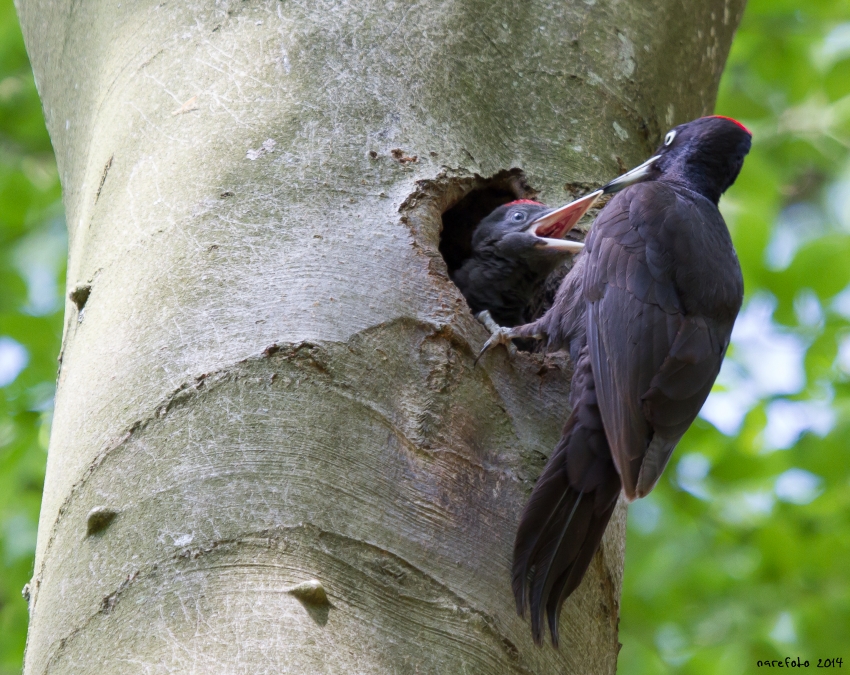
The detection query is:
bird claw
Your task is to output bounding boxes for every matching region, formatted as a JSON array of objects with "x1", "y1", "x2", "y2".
[
  {"x1": 475, "y1": 311, "x2": 518, "y2": 364},
  {"x1": 478, "y1": 328, "x2": 518, "y2": 359}
]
